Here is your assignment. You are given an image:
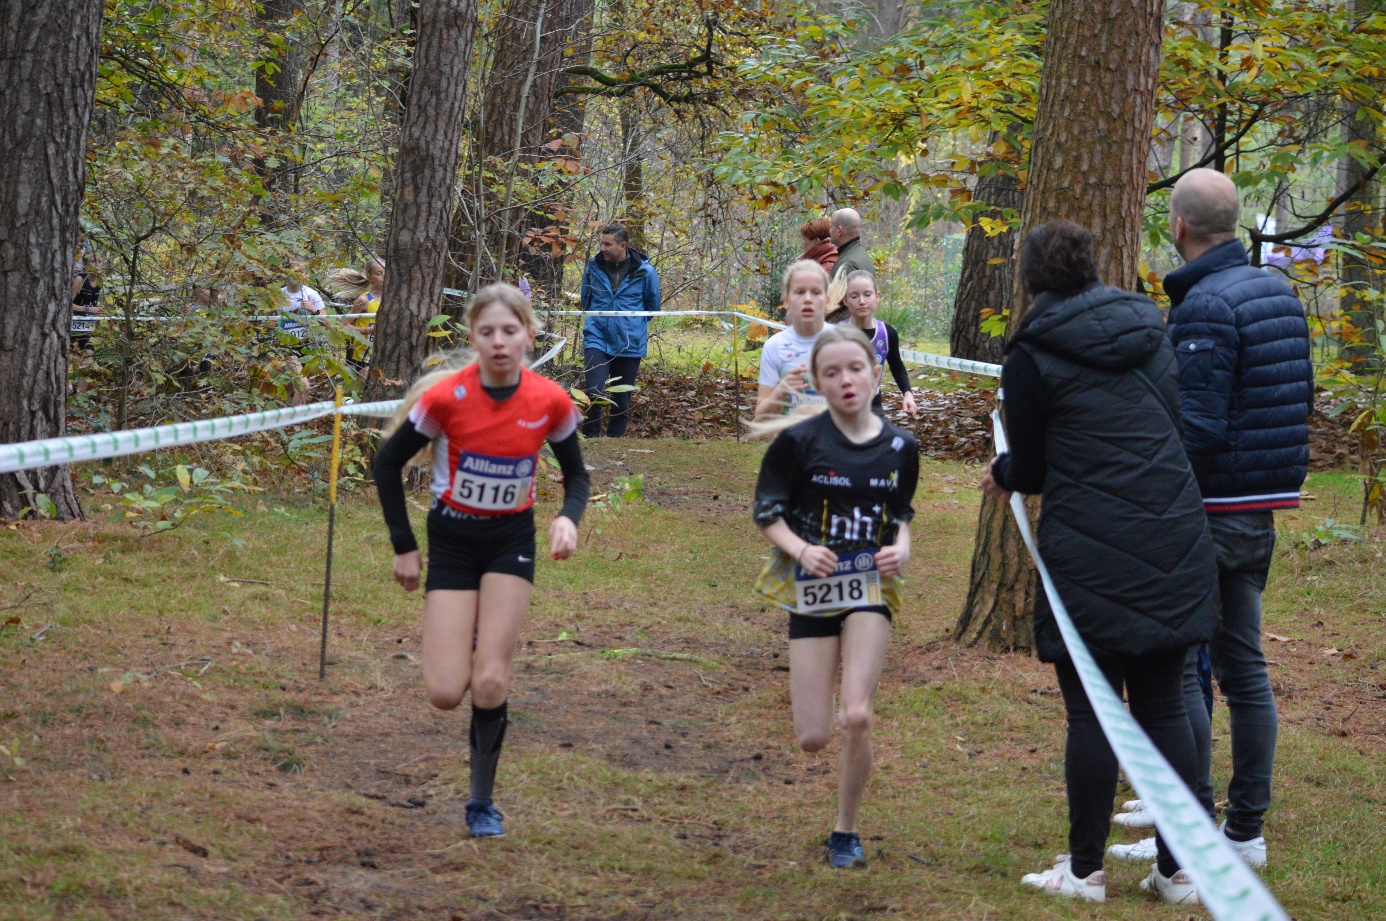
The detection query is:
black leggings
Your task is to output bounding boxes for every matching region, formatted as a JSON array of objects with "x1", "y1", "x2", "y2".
[
  {"x1": 1055, "y1": 646, "x2": 1197, "y2": 880},
  {"x1": 582, "y1": 349, "x2": 641, "y2": 437}
]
